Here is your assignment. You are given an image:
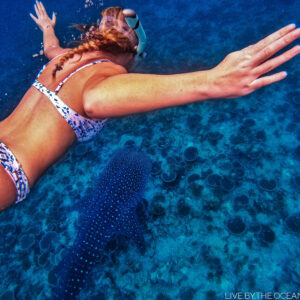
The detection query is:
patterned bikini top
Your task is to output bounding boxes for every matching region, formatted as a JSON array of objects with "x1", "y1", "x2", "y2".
[{"x1": 32, "y1": 54, "x2": 111, "y2": 142}]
